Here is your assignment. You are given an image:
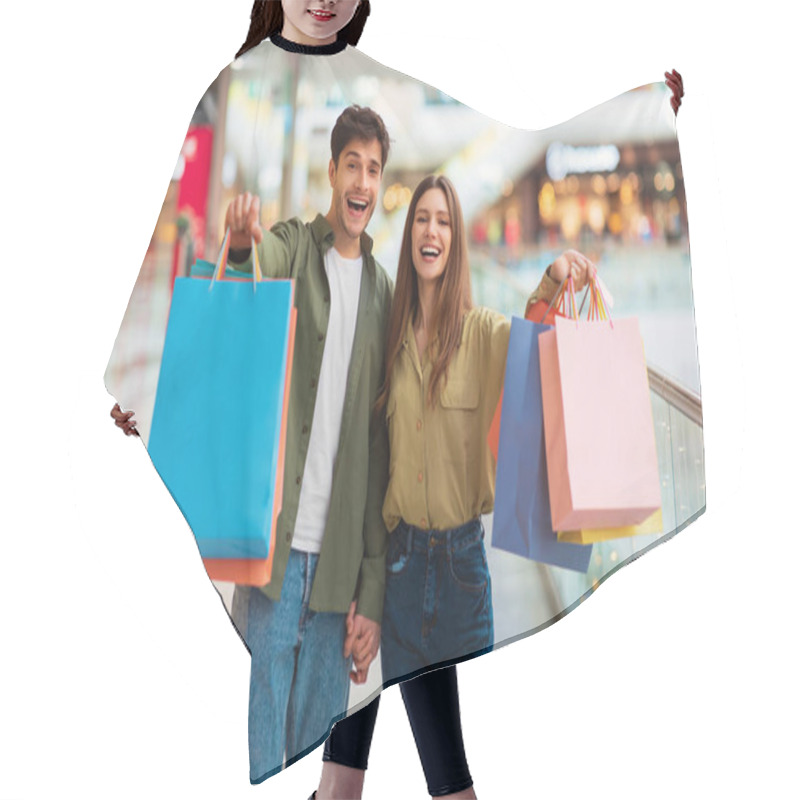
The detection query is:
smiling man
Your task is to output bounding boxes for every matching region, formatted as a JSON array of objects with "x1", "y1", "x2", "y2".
[{"x1": 224, "y1": 105, "x2": 393, "y2": 782}]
